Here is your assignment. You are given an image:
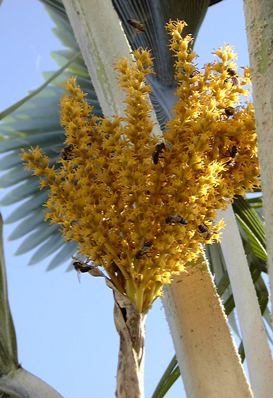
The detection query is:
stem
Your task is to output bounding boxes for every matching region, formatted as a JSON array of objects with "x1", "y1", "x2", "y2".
[
  {"x1": 135, "y1": 285, "x2": 145, "y2": 314},
  {"x1": 125, "y1": 278, "x2": 137, "y2": 305},
  {"x1": 106, "y1": 269, "x2": 125, "y2": 294},
  {"x1": 103, "y1": 242, "x2": 130, "y2": 279},
  {"x1": 107, "y1": 281, "x2": 150, "y2": 398}
]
